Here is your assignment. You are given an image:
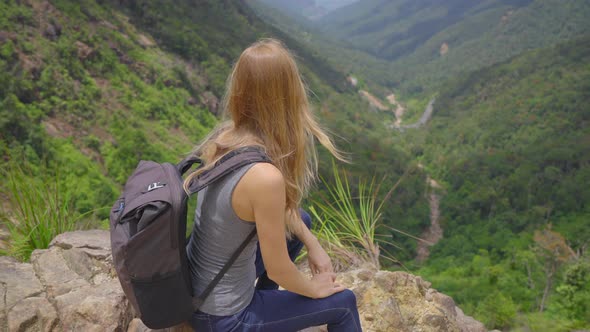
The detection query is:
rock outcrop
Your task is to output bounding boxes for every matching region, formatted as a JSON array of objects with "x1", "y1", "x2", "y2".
[
  {"x1": 0, "y1": 230, "x2": 486, "y2": 332},
  {"x1": 337, "y1": 269, "x2": 486, "y2": 332},
  {"x1": 0, "y1": 230, "x2": 132, "y2": 332}
]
